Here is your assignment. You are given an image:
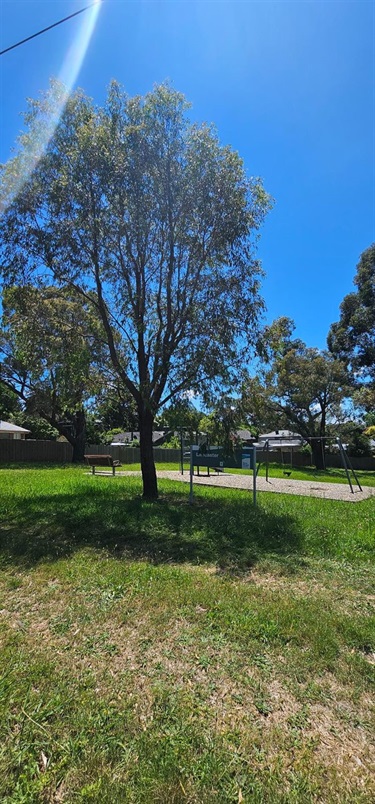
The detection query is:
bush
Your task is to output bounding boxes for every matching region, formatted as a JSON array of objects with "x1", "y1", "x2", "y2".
[
  {"x1": 346, "y1": 428, "x2": 372, "y2": 458},
  {"x1": 162, "y1": 435, "x2": 181, "y2": 449}
]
